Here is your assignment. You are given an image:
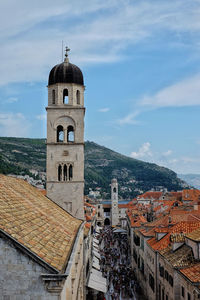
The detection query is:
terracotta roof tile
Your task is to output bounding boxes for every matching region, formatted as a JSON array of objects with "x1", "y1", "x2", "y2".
[
  {"x1": 186, "y1": 227, "x2": 200, "y2": 241},
  {"x1": 182, "y1": 189, "x2": 200, "y2": 202},
  {"x1": 0, "y1": 175, "x2": 82, "y2": 272},
  {"x1": 147, "y1": 221, "x2": 200, "y2": 251},
  {"x1": 180, "y1": 263, "x2": 200, "y2": 283},
  {"x1": 160, "y1": 245, "x2": 194, "y2": 268}
]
